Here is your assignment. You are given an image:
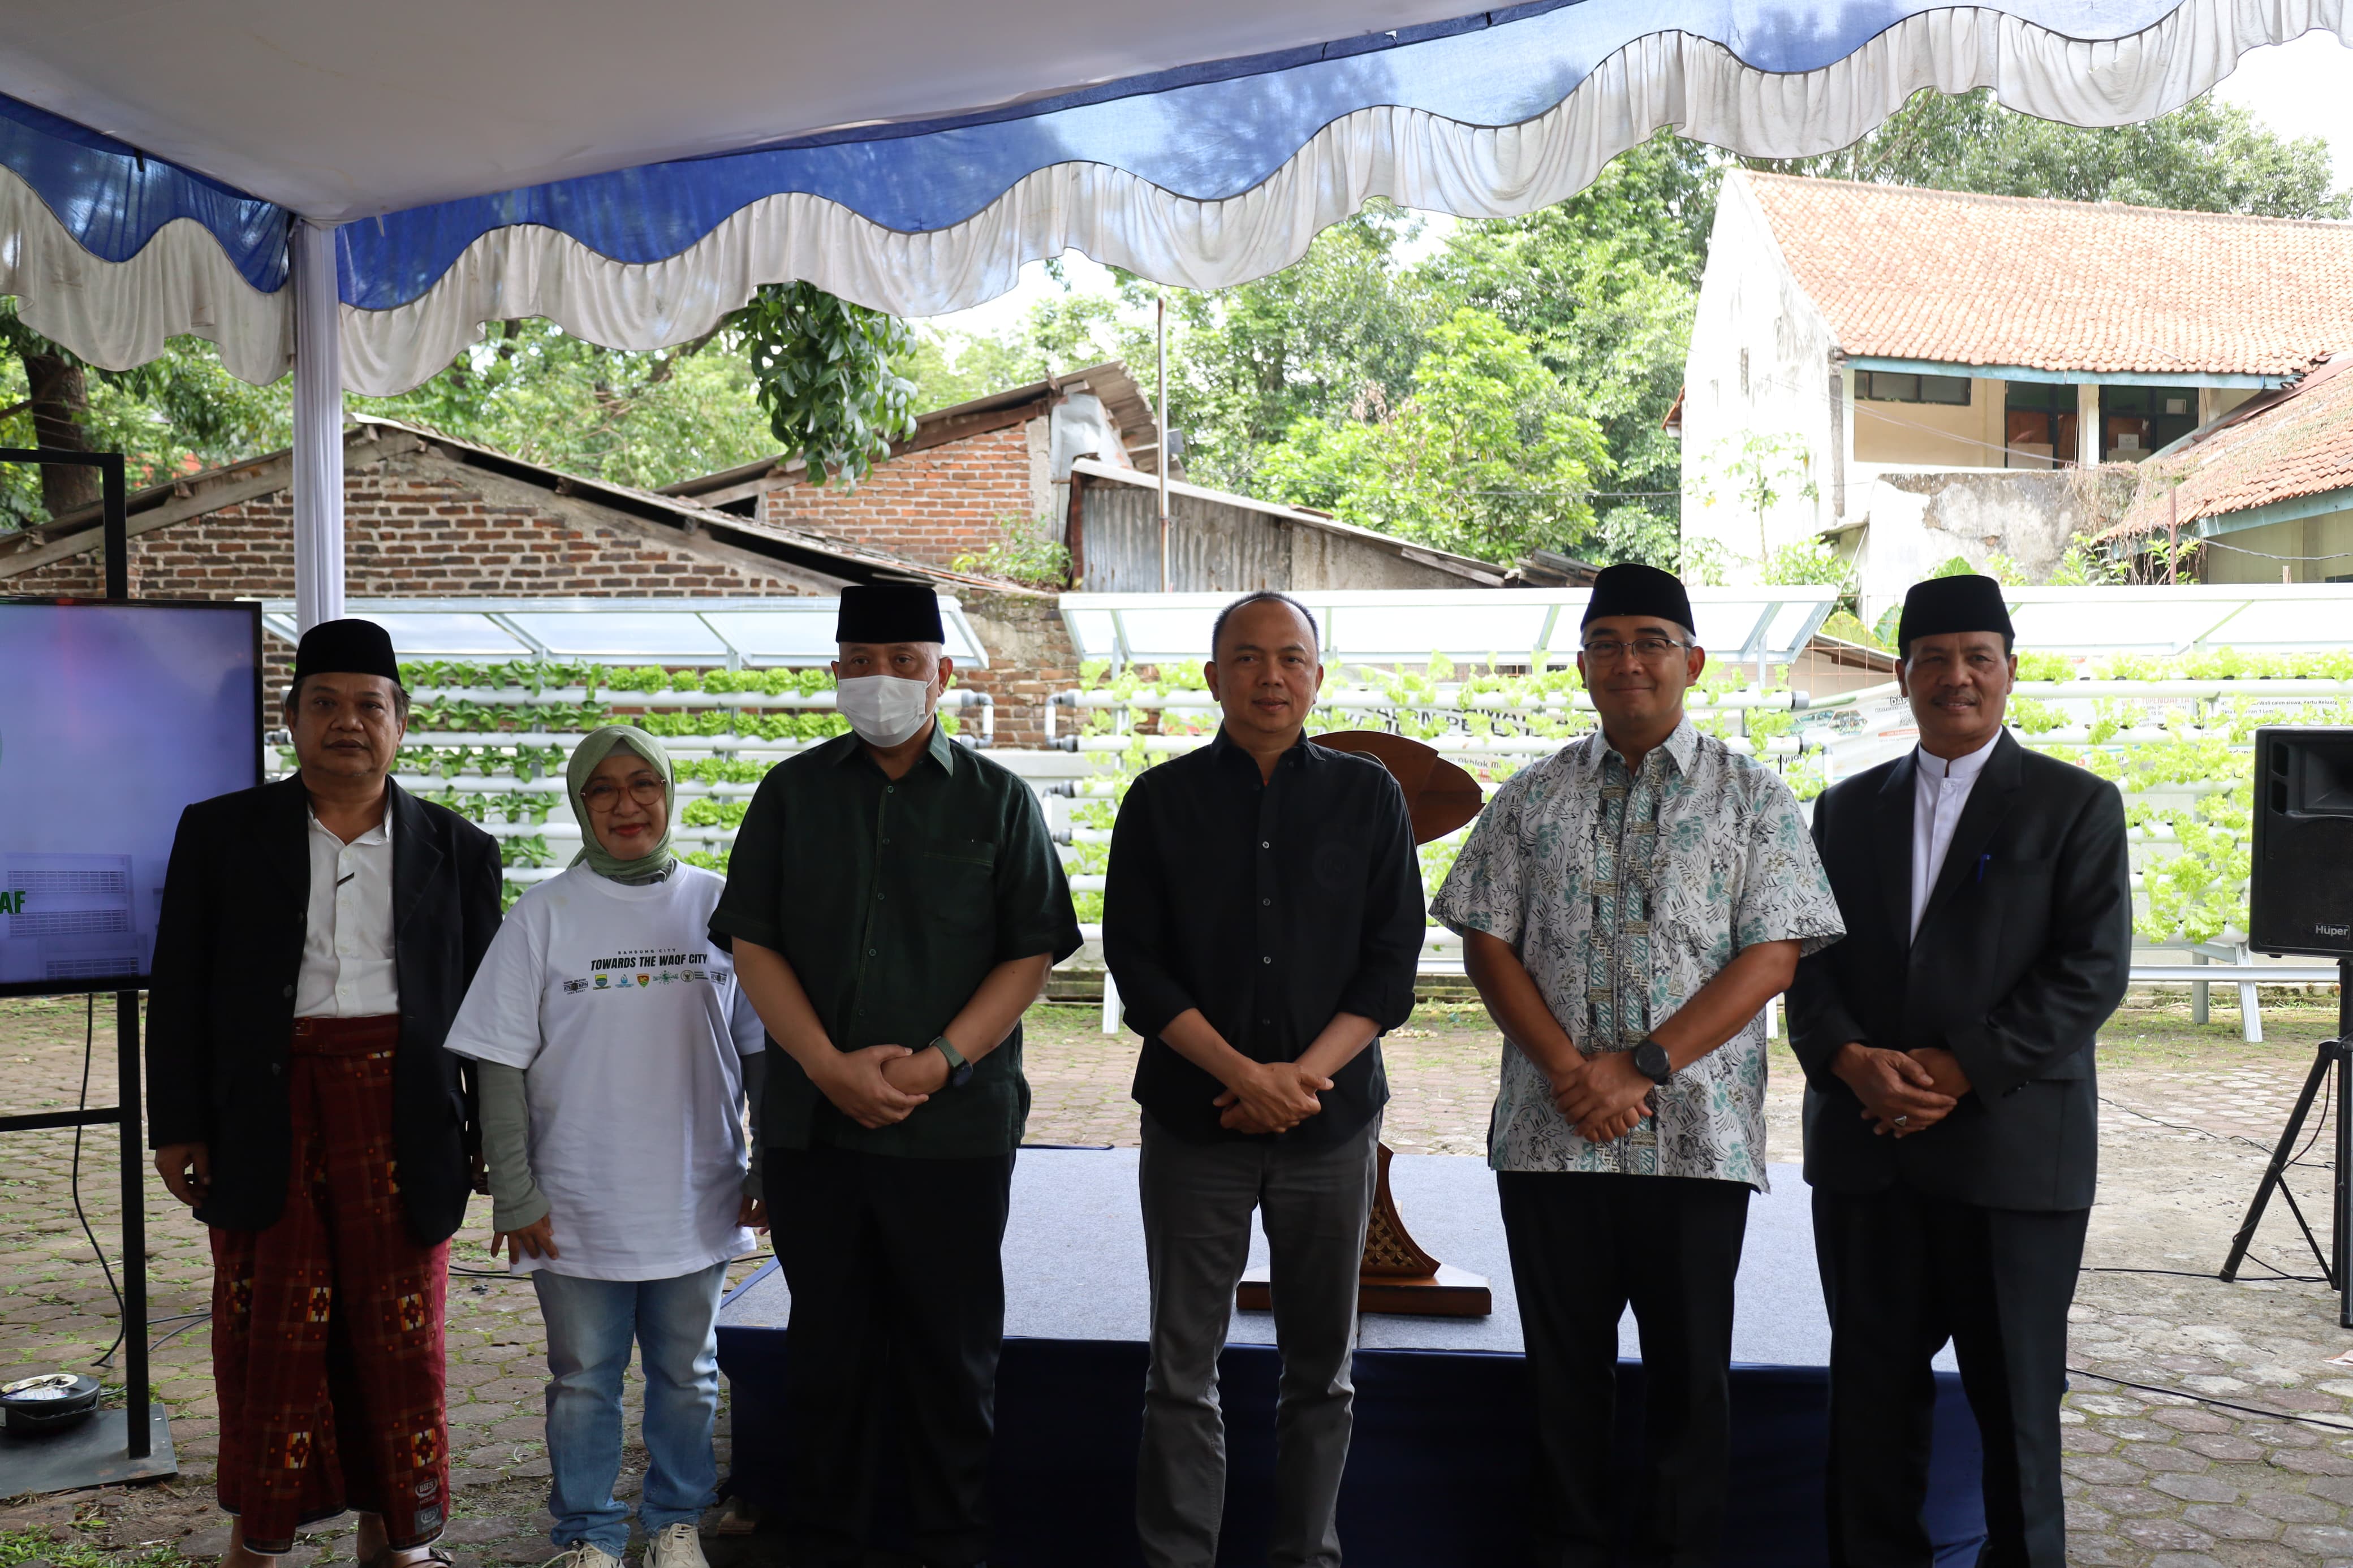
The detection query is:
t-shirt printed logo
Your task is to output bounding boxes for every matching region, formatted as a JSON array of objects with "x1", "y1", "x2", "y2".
[{"x1": 567, "y1": 947, "x2": 722, "y2": 999}]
